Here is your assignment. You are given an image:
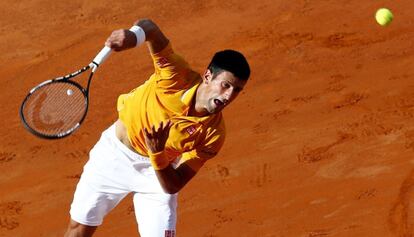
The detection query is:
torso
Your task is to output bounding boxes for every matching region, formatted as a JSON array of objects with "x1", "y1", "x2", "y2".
[
  {"x1": 115, "y1": 43, "x2": 224, "y2": 160},
  {"x1": 115, "y1": 119, "x2": 136, "y2": 152}
]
